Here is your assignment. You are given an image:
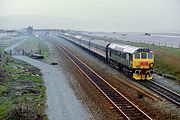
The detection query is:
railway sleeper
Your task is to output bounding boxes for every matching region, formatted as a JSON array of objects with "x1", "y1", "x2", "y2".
[
  {"x1": 112, "y1": 100, "x2": 130, "y2": 105},
  {"x1": 121, "y1": 109, "x2": 139, "y2": 115},
  {"x1": 100, "y1": 87, "x2": 113, "y2": 91},
  {"x1": 109, "y1": 93, "x2": 121, "y2": 98},
  {"x1": 118, "y1": 105, "x2": 134, "y2": 110},
  {"x1": 121, "y1": 107, "x2": 136, "y2": 111},
  {"x1": 121, "y1": 112, "x2": 137, "y2": 117},
  {"x1": 110, "y1": 97, "x2": 123, "y2": 101},
  {"x1": 105, "y1": 92, "x2": 118, "y2": 96},
  {"x1": 119, "y1": 104, "x2": 133, "y2": 108},
  {"x1": 116, "y1": 104, "x2": 131, "y2": 108},
  {"x1": 116, "y1": 103, "x2": 131, "y2": 108},
  {"x1": 105, "y1": 91, "x2": 120, "y2": 95},
  {"x1": 113, "y1": 100, "x2": 129, "y2": 104},
  {"x1": 130, "y1": 115, "x2": 148, "y2": 120}
]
